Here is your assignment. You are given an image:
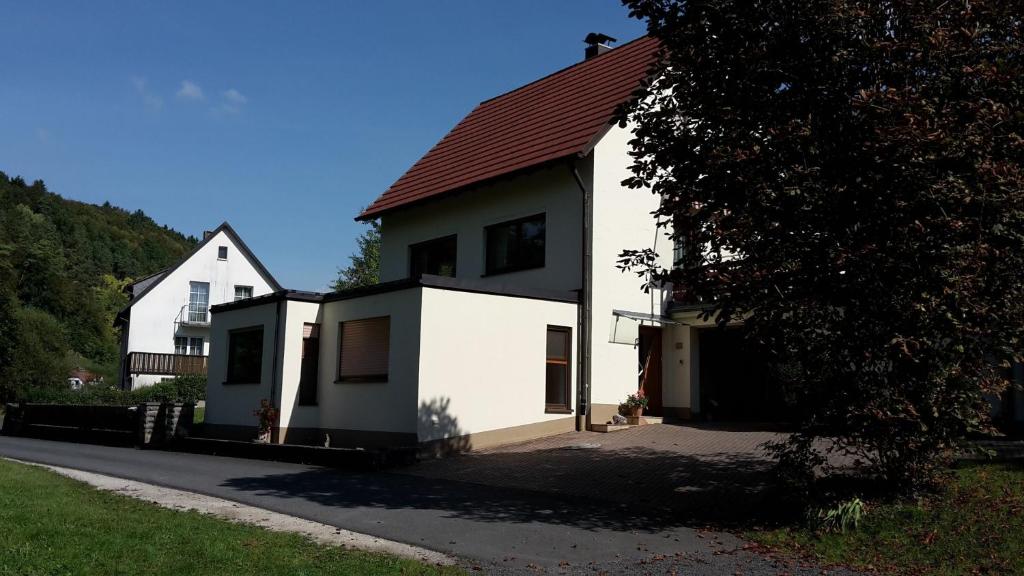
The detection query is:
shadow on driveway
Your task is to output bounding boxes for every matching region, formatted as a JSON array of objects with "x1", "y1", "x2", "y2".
[{"x1": 220, "y1": 443, "x2": 798, "y2": 530}]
